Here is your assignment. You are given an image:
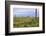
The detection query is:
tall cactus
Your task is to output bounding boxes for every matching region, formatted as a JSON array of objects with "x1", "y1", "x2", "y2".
[{"x1": 35, "y1": 9, "x2": 37, "y2": 19}]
